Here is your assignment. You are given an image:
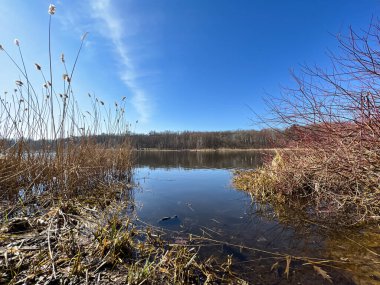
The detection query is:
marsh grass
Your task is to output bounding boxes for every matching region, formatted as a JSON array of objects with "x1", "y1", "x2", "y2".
[{"x1": 234, "y1": 147, "x2": 380, "y2": 225}]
